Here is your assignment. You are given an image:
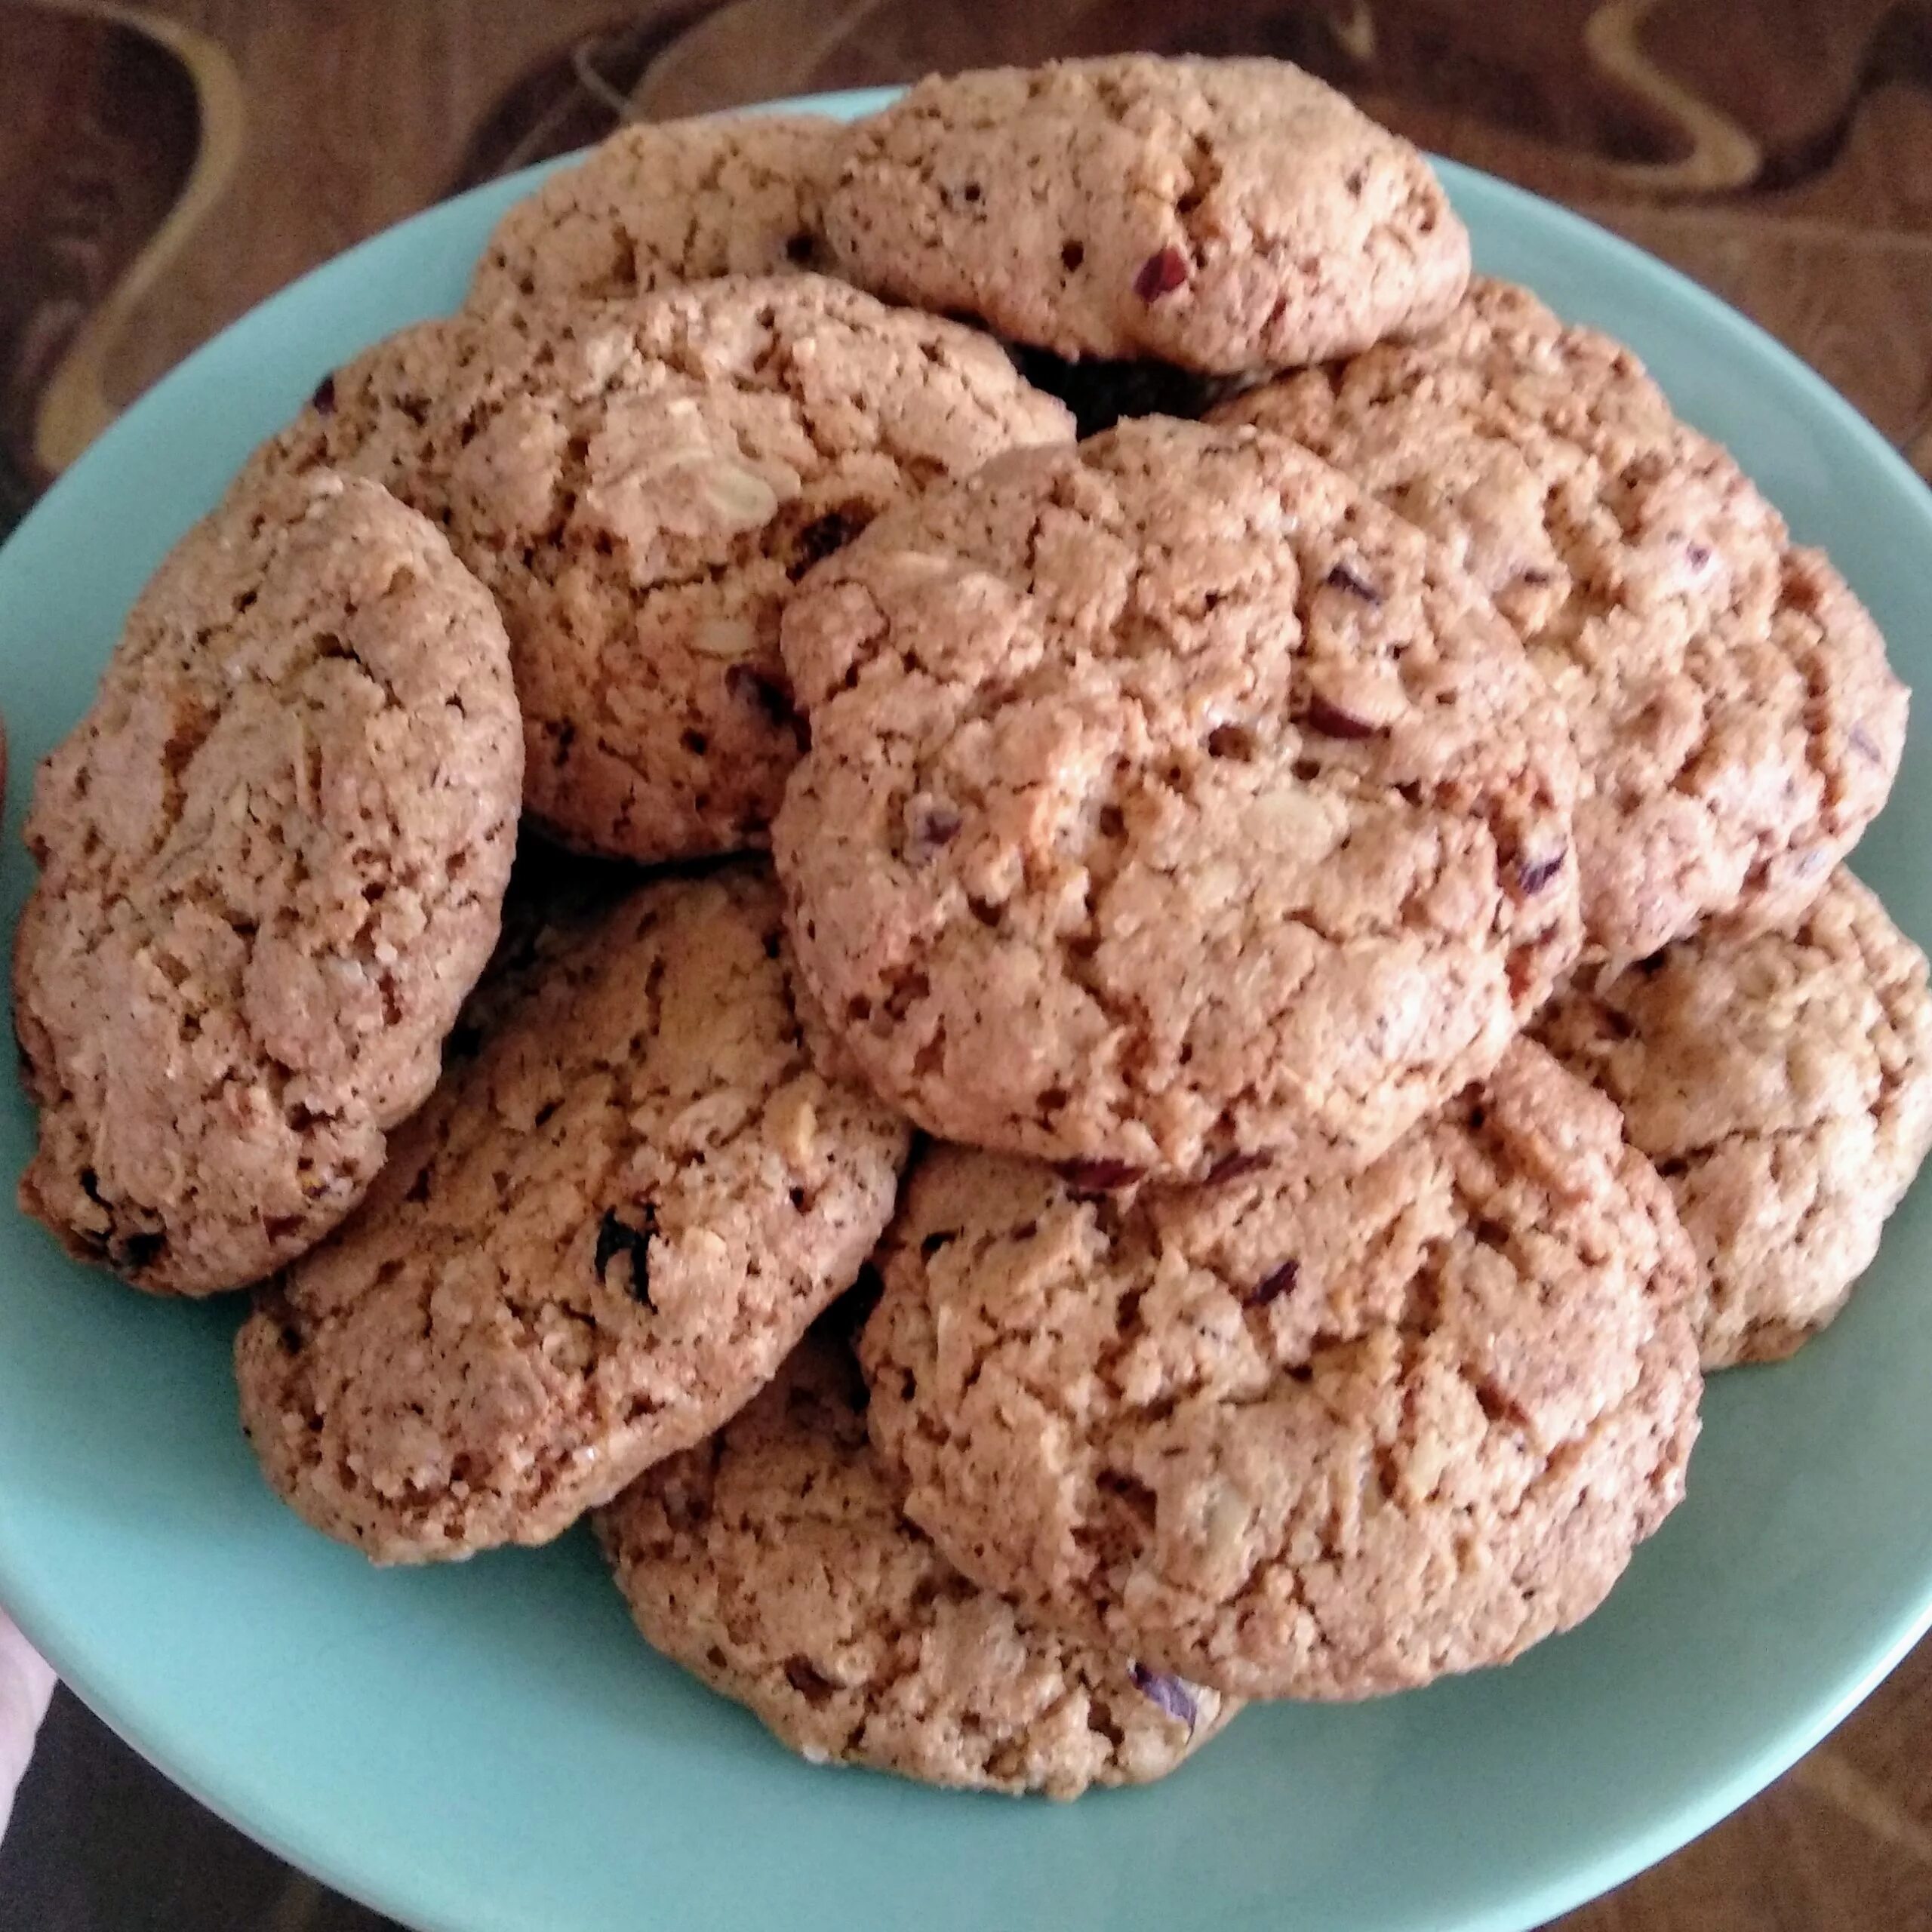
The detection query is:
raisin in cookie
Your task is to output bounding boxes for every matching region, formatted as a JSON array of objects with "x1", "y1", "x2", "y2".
[
  {"x1": 251, "y1": 276, "x2": 1073, "y2": 863},
  {"x1": 1536, "y1": 869, "x2": 1932, "y2": 1367},
  {"x1": 466, "y1": 114, "x2": 836, "y2": 314},
  {"x1": 774, "y1": 417, "x2": 1582, "y2": 1179},
  {"x1": 1214, "y1": 278, "x2": 1908, "y2": 960},
  {"x1": 598, "y1": 1330, "x2": 1236, "y2": 1796},
  {"x1": 823, "y1": 56, "x2": 1469, "y2": 374},
  {"x1": 235, "y1": 867, "x2": 910, "y2": 1562},
  {"x1": 16, "y1": 469, "x2": 521, "y2": 1295},
  {"x1": 861, "y1": 1041, "x2": 1701, "y2": 1700}
]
